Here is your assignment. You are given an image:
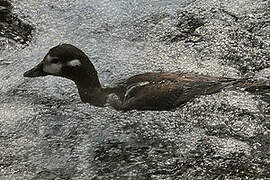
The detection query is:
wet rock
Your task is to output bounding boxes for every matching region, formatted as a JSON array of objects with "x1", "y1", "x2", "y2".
[
  {"x1": 126, "y1": 11, "x2": 205, "y2": 43},
  {"x1": 125, "y1": 1, "x2": 270, "y2": 76},
  {"x1": 1, "y1": 0, "x2": 270, "y2": 179},
  {"x1": 0, "y1": 0, "x2": 33, "y2": 46}
]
